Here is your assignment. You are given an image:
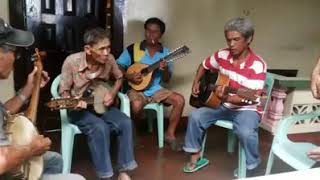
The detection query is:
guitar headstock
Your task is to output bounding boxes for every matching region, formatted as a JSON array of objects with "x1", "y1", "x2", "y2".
[
  {"x1": 32, "y1": 48, "x2": 46, "y2": 72},
  {"x1": 164, "y1": 45, "x2": 191, "y2": 62}
]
